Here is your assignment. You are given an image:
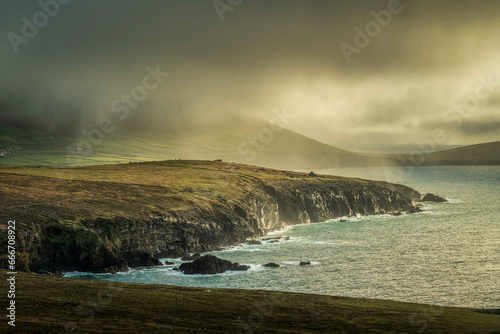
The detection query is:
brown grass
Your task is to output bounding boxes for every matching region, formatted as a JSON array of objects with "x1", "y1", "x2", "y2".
[{"x1": 2, "y1": 269, "x2": 499, "y2": 333}]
